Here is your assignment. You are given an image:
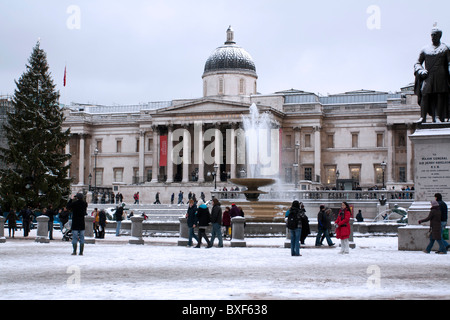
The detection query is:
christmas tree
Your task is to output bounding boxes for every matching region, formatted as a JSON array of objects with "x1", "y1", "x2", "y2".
[{"x1": 0, "y1": 41, "x2": 72, "y2": 210}]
